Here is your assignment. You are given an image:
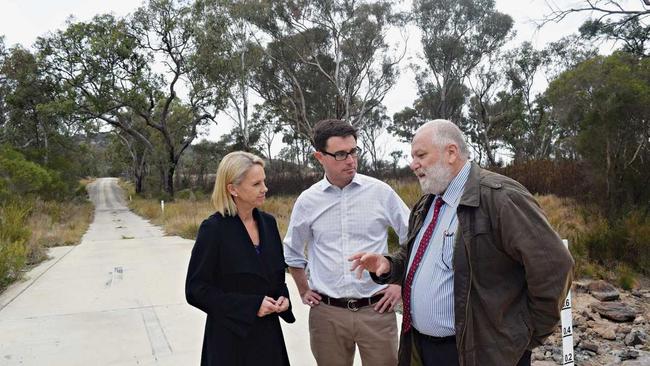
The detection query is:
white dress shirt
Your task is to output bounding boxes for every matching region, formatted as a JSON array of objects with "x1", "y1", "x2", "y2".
[{"x1": 284, "y1": 173, "x2": 410, "y2": 298}]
